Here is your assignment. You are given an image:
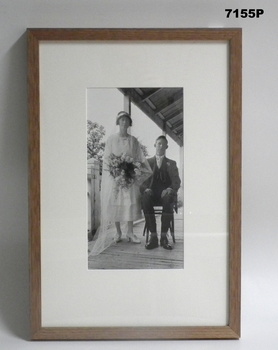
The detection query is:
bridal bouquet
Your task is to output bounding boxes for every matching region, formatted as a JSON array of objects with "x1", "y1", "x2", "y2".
[{"x1": 107, "y1": 153, "x2": 144, "y2": 193}]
